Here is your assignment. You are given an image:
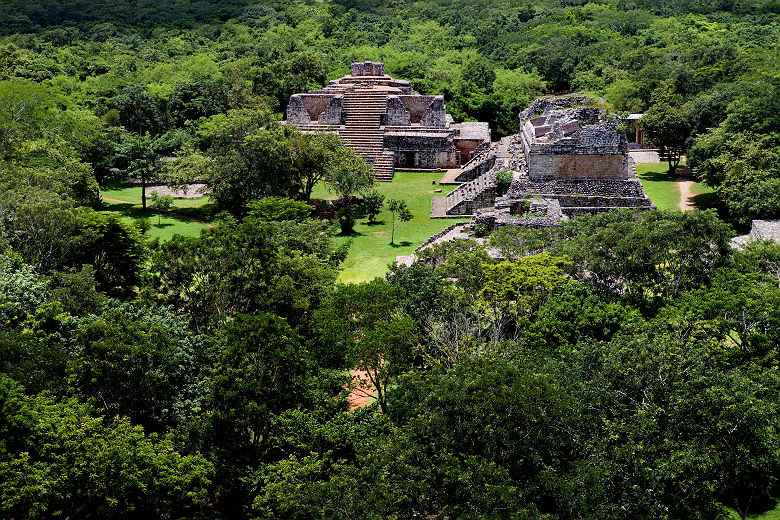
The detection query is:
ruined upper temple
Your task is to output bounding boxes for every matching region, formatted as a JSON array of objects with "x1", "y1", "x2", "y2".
[
  {"x1": 286, "y1": 61, "x2": 491, "y2": 181},
  {"x1": 431, "y1": 95, "x2": 654, "y2": 221}
]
